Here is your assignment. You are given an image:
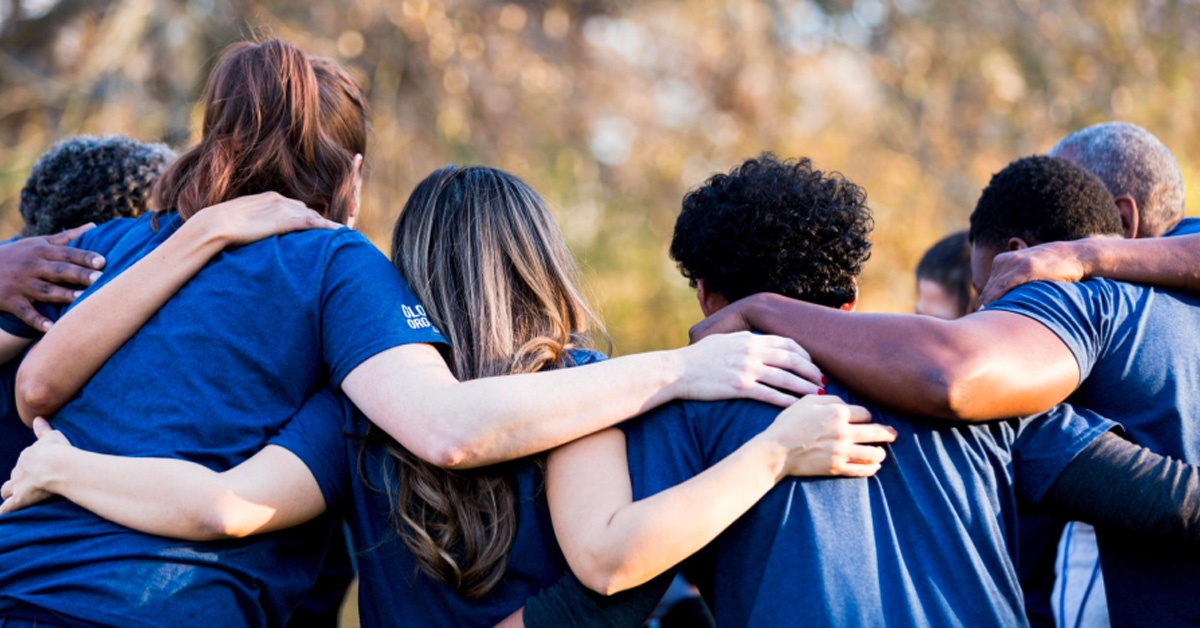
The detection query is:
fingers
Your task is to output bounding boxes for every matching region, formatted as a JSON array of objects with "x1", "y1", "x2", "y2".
[
  {"x1": 843, "y1": 444, "x2": 888, "y2": 465},
  {"x1": 795, "y1": 394, "x2": 847, "y2": 407},
  {"x1": 39, "y1": 243, "x2": 105, "y2": 272},
  {"x1": 23, "y1": 279, "x2": 80, "y2": 304},
  {"x1": 745, "y1": 383, "x2": 800, "y2": 408},
  {"x1": 6, "y1": 297, "x2": 53, "y2": 332},
  {"x1": 1, "y1": 479, "x2": 11, "y2": 500},
  {"x1": 830, "y1": 462, "x2": 883, "y2": 478},
  {"x1": 754, "y1": 365, "x2": 822, "y2": 398},
  {"x1": 44, "y1": 223, "x2": 96, "y2": 246},
  {"x1": 33, "y1": 417, "x2": 51, "y2": 438},
  {"x1": 34, "y1": 257, "x2": 102, "y2": 288},
  {"x1": 761, "y1": 348, "x2": 823, "y2": 388},
  {"x1": 845, "y1": 422, "x2": 898, "y2": 444}
]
